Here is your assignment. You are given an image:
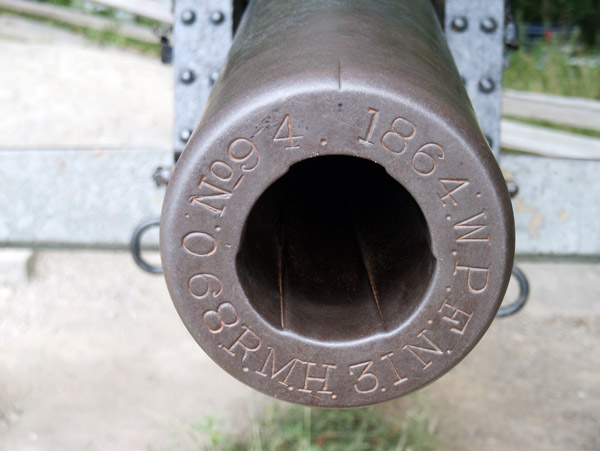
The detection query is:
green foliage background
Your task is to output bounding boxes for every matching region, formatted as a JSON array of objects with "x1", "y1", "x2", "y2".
[{"x1": 511, "y1": 0, "x2": 600, "y2": 46}]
